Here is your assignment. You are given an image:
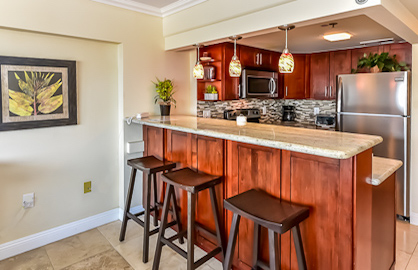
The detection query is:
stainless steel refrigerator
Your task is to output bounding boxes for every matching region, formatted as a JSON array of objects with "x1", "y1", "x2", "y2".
[{"x1": 336, "y1": 71, "x2": 411, "y2": 219}]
